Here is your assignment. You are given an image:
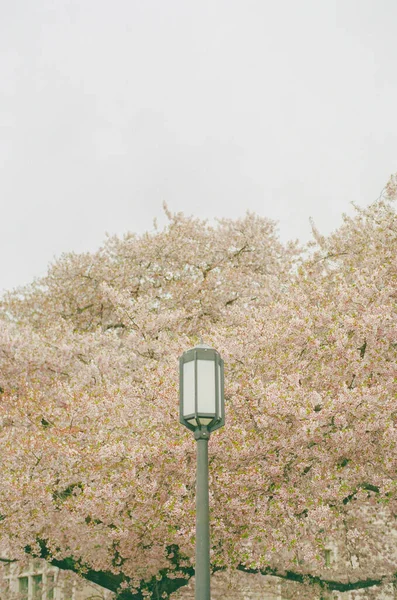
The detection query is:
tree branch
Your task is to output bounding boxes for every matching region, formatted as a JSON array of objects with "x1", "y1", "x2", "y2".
[
  {"x1": 237, "y1": 563, "x2": 394, "y2": 593},
  {"x1": 24, "y1": 539, "x2": 397, "y2": 598},
  {"x1": 28, "y1": 541, "x2": 194, "y2": 600}
]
